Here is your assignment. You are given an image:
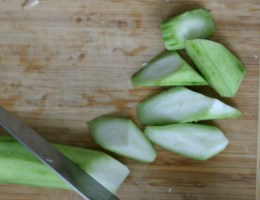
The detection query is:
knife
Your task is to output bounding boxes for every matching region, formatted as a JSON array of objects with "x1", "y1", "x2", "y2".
[{"x1": 0, "y1": 106, "x2": 119, "y2": 200}]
